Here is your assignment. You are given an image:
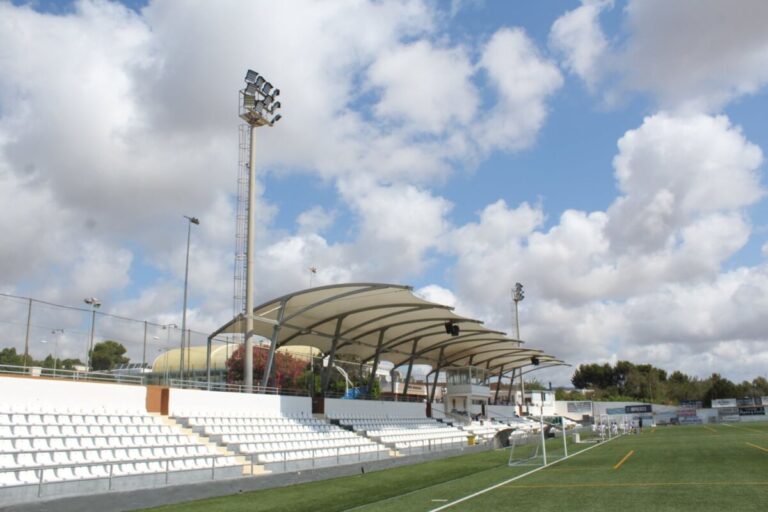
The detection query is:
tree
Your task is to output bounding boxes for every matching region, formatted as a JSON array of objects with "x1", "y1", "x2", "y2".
[
  {"x1": 0, "y1": 347, "x2": 25, "y2": 366},
  {"x1": 703, "y1": 373, "x2": 737, "y2": 407},
  {"x1": 89, "y1": 341, "x2": 129, "y2": 371},
  {"x1": 525, "y1": 378, "x2": 547, "y2": 390},
  {"x1": 572, "y1": 363, "x2": 615, "y2": 390},
  {"x1": 226, "y1": 345, "x2": 309, "y2": 389}
]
